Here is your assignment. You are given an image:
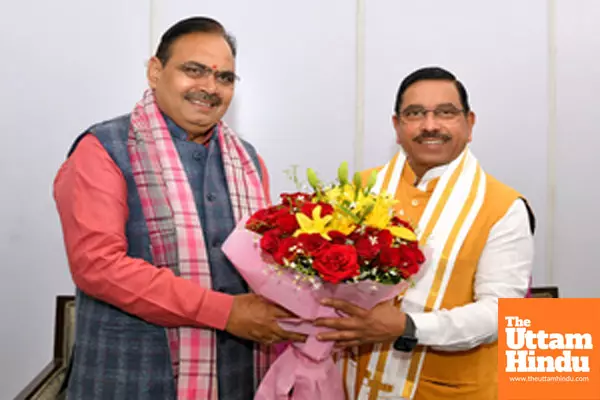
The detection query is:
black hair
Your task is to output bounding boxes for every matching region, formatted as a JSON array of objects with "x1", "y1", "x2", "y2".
[
  {"x1": 155, "y1": 16, "x2": 237, "y2": 64},
  {"x1": 394, "y1": 66, "x2": 470, "y2": 114}
]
